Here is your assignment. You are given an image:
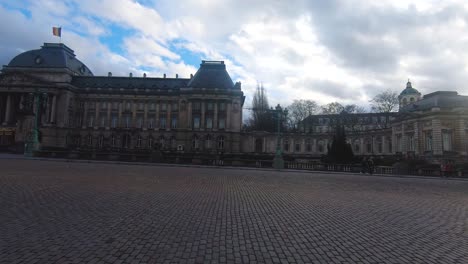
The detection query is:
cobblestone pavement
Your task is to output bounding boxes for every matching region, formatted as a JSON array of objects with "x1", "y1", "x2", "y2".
[{"x1": 1, "y1": 159, "x2": 467, "y2": 264}]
